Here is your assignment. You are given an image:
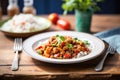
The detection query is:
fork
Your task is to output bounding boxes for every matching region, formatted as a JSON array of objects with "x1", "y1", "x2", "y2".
[
  {"x1": 11, "y1": 38, "x2": 22, "y2": 71},
  {"x1": 95, "y1": 45, "x2": 115, "y2": 71}
]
